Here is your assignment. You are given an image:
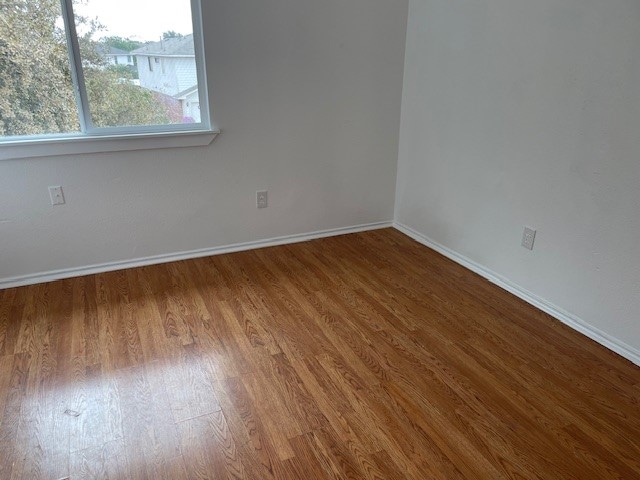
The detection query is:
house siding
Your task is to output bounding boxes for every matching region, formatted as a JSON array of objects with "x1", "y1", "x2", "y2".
[
  {"x1": 111, "y1": 54, "x2": 134, "y2": 66},
  {"x1": 174, "y1": 57, "x2": 198, "y2": 94},
  {"x1": 136, "y1": 56, "x2": 196, "y2": 97},
  {"x1": 182, "y1": 89, "x2": 201, "y2": 122}
]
